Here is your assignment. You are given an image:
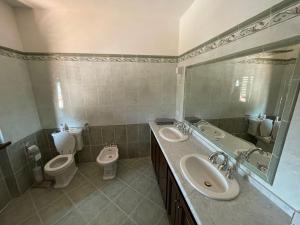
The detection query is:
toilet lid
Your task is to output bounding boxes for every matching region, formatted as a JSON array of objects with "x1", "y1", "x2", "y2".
[
  {"x1": 52, "y1": 132, "x2": 75, "y2": 154},
  {"x1": 260, "y1": 119, "x2": 273, "y2": 137}
]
